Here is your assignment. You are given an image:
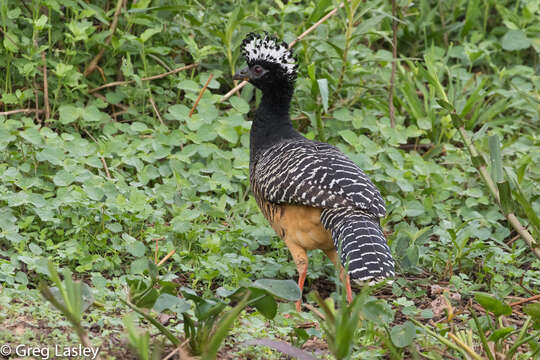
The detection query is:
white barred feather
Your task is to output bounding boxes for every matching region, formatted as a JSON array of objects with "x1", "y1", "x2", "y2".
[{"x1": 251, "y1": 138, "x2": 395, "y2": 281}]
